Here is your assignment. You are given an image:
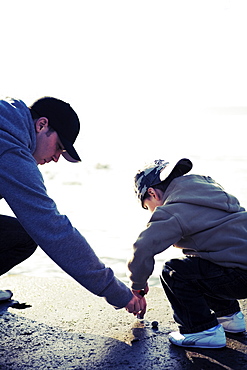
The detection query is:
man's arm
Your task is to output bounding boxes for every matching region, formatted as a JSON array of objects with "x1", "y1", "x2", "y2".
[{"x1": 0, "y1": 150, "x2": 135, "y2": 309}]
